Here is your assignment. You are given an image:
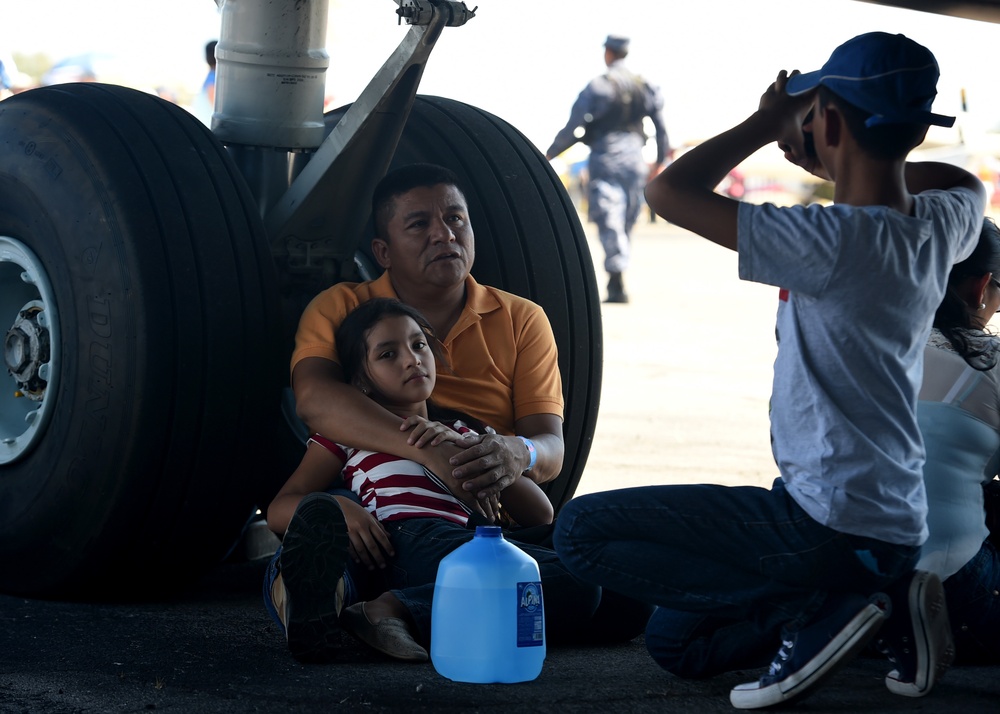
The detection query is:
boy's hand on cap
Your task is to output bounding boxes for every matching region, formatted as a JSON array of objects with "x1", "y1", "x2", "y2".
[
  {"x1": 759, "y1": 70, "x2": 828, "y2": 179},
  {"x1": 760, "y1": 71, "x2": 813, "y2": 147}
]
